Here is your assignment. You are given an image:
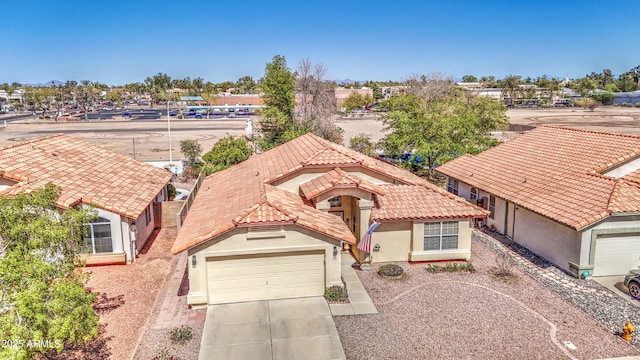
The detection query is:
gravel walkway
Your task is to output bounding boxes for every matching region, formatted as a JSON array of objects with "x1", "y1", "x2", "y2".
[{"x1": 334, "y1": 232, "x2": 640, "y2": 360}]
